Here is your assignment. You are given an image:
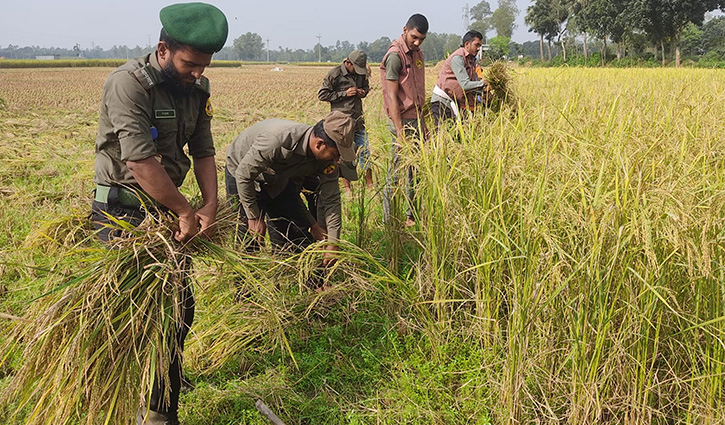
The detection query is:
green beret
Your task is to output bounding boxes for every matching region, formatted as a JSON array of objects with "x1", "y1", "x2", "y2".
[{"x1": 160, "y1": 3, "x2": 228, "y2": 54}]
